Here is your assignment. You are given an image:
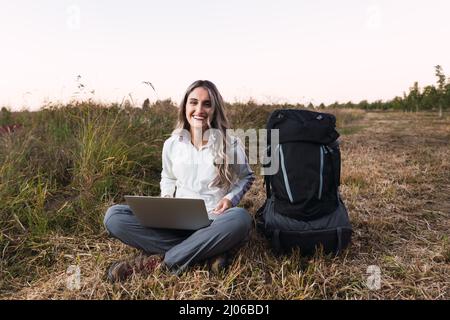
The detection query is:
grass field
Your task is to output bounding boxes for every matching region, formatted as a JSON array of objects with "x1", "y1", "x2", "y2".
[{"x1": 0, "y1": 103, "x2": 449, "y2": 299}]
